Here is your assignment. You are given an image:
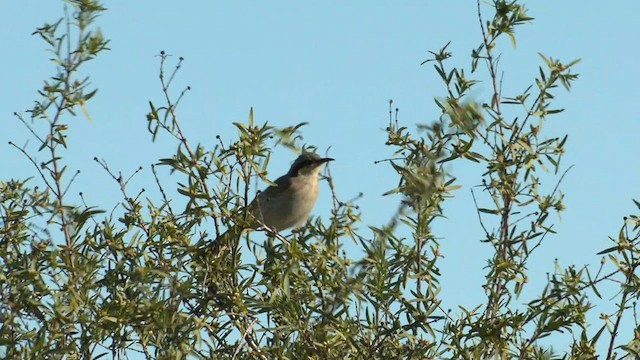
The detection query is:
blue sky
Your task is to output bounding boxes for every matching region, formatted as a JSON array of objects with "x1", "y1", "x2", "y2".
[{"x1": 2, "y1": 0, "x2": 640, "y2": 355}]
